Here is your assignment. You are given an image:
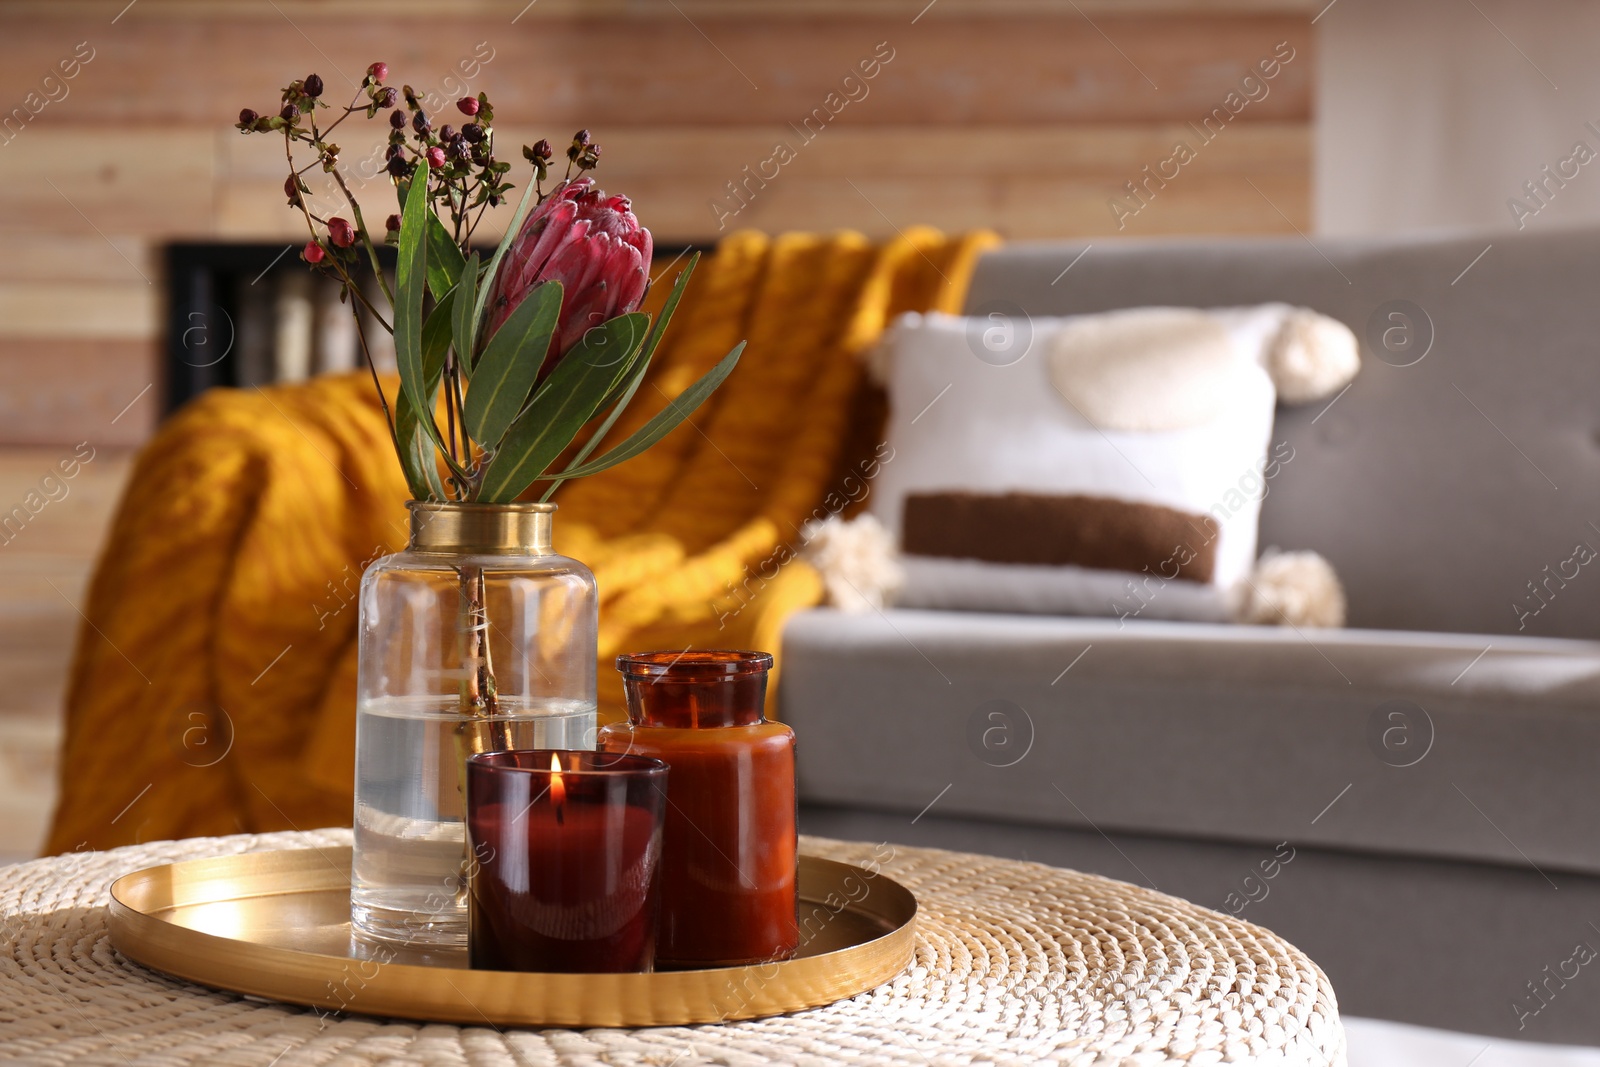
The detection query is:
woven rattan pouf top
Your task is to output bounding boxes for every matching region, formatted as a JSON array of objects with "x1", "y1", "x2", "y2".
[{"x1": 0, "y1": 829, "x2": 1344, "y2": 1066}]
